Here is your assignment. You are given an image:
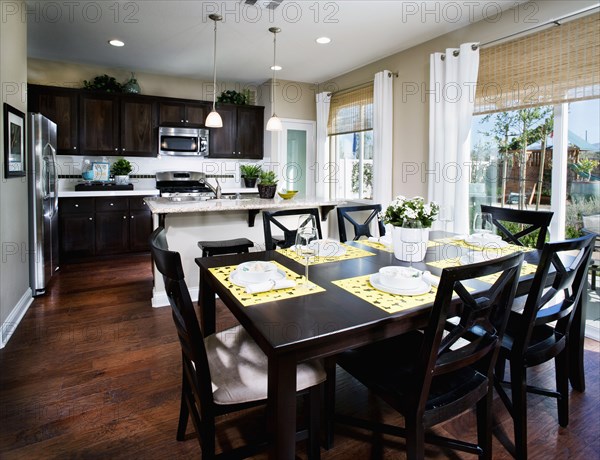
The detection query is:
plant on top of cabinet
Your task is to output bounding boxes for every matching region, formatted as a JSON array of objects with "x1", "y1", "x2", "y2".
[
  {"x1": 217, "y1": 90, "x2": 248, "y2": 105},
  {"x1": 83, "y1": 74, "x2": 124, "y2": 93}
]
